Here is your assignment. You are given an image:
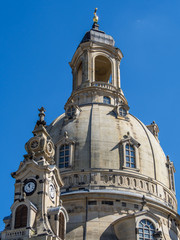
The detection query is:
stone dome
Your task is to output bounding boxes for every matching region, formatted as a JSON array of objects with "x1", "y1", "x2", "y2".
[
  {"x1": 48, "y1": 105, "x2": 167, "y2": 184},
  {"x1": 46, "y1": 22, "x2": 178, "y2": 239},
  {"x1": 47, "y1": 103, "x2": 176, "y2": 210}
]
